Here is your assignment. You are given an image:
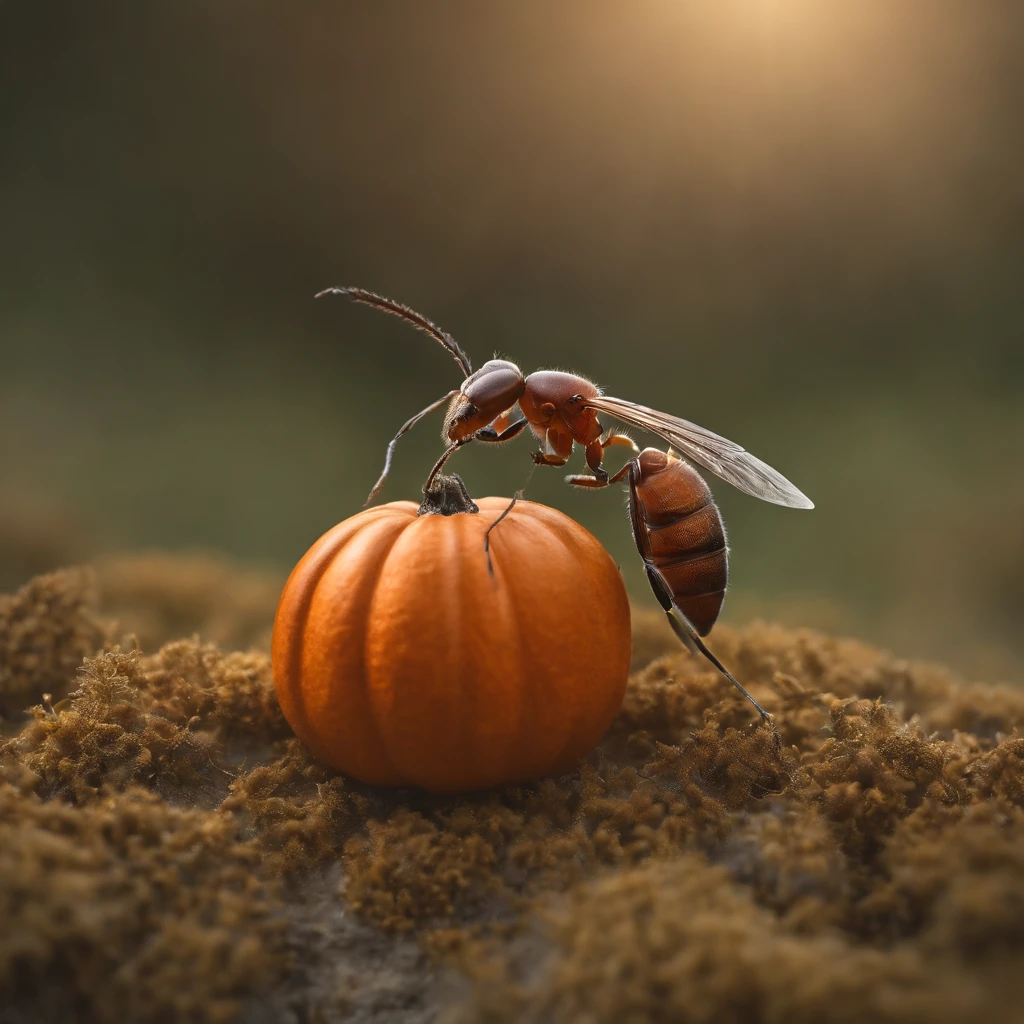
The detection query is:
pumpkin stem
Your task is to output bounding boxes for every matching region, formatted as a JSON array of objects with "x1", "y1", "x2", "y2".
[{"x1": 418, "y1": 473, "x2": 480, "y2": 517}]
